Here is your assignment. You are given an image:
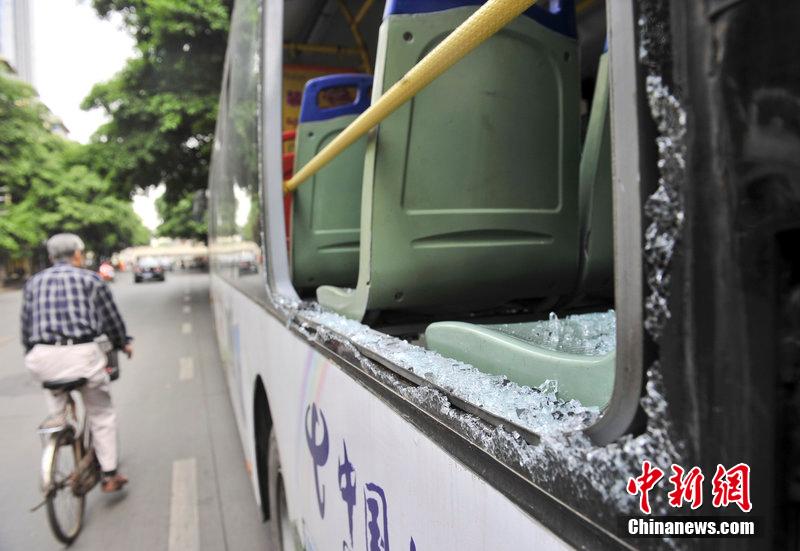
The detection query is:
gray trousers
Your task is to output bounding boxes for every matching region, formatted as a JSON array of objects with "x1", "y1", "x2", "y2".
[{"x1": 25, "y1": 343, "x2": 118, "y2": 472}]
